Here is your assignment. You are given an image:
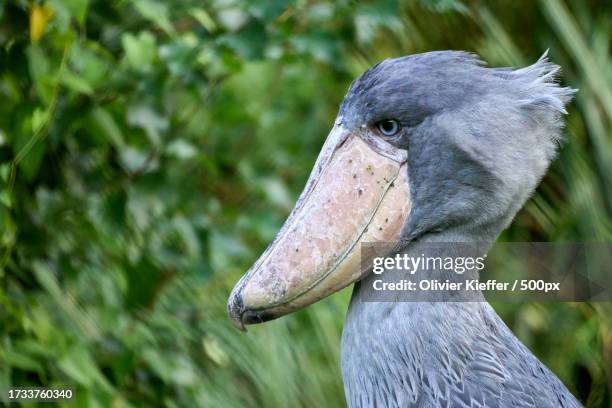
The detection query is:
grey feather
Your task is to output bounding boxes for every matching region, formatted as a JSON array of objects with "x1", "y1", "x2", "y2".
[{"x1": 342, "y1": 300, "x2": 582, "y2": 408}]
